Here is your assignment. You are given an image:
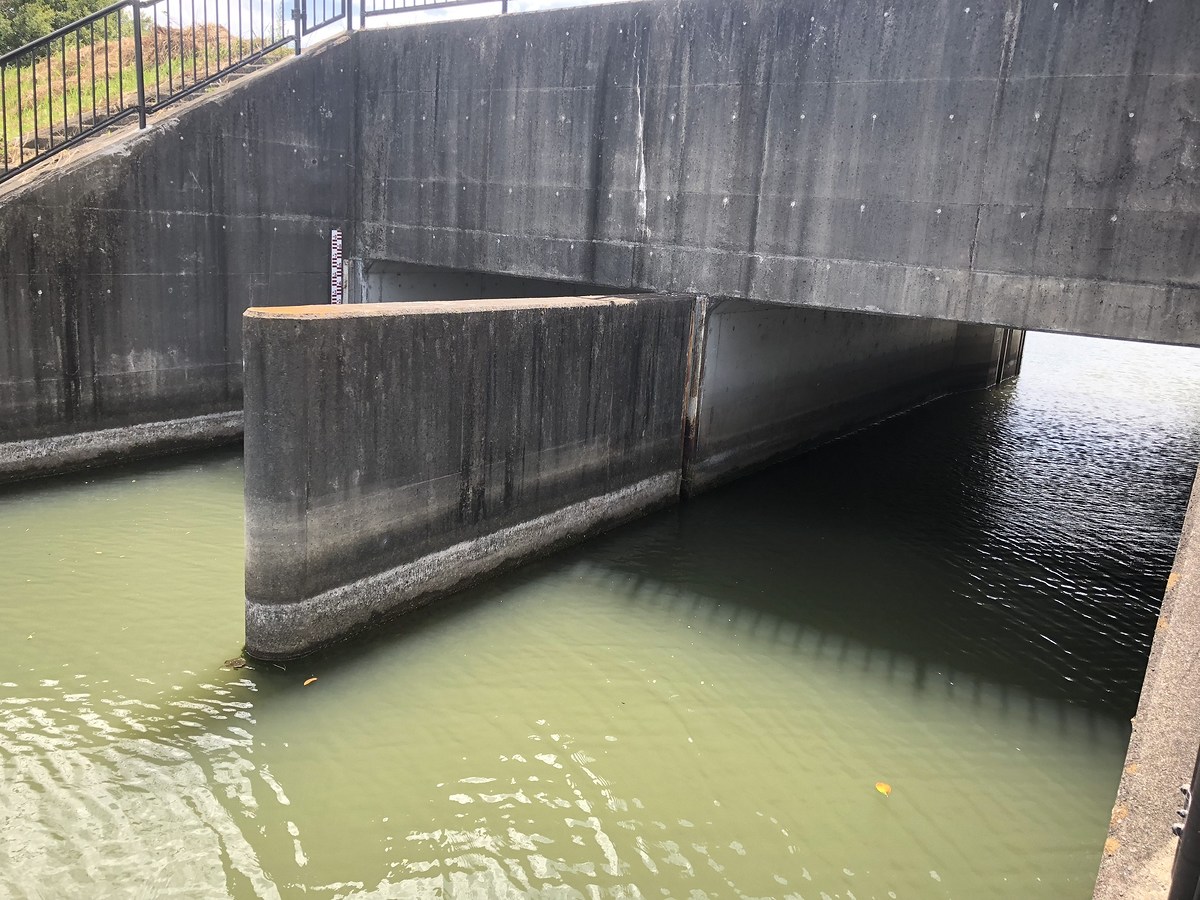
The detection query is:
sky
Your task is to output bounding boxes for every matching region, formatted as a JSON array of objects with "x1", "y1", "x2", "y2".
[{"x1": 137, "y1": 0, "x2": 632, "y2": 44}]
